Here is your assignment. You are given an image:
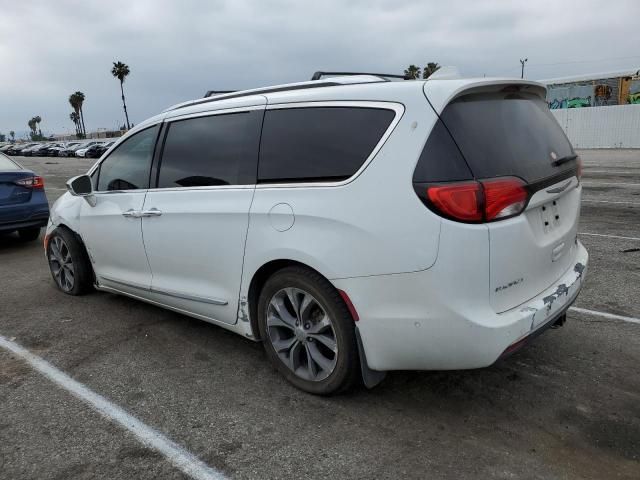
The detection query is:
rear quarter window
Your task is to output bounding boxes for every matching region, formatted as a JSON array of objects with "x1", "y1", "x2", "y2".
[{"x1": 258, "y1": 106, "x2": 395, "y2": 183}]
